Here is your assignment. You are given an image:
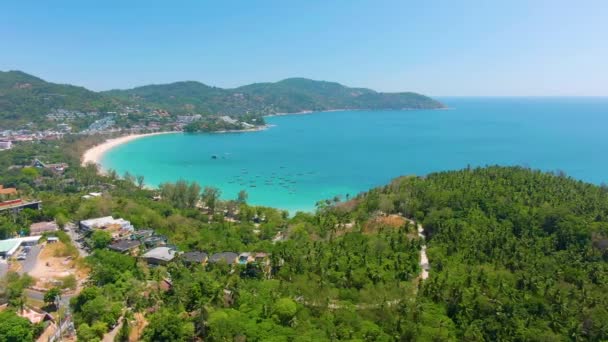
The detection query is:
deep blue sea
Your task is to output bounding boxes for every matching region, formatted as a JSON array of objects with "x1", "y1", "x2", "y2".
[{"x1": 103, "y1": 97, "x2": 608, "y2": 212}]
